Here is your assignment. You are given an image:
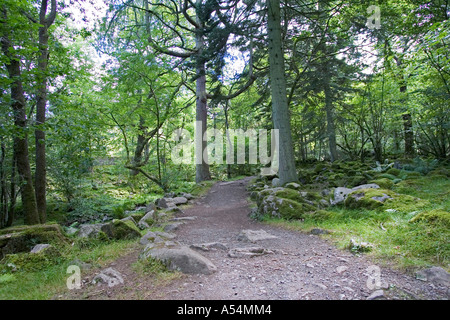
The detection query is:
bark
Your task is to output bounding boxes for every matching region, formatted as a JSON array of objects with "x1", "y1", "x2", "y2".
[
  {"x1": 195, "y1": 2, "x2": 211, "y2": 183},
  {"x1": 34, "y1": 0, "x2": 57, "y2": 223},
  {"x1": 0, "y1": 17, "x2": 40, "y2": 224},
  {"x1": 267, "y1": 0, "x2": 298, "y2": 184},
  {"x1": 324, "y1": 82, "x2": 338, "y2": 162}
]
